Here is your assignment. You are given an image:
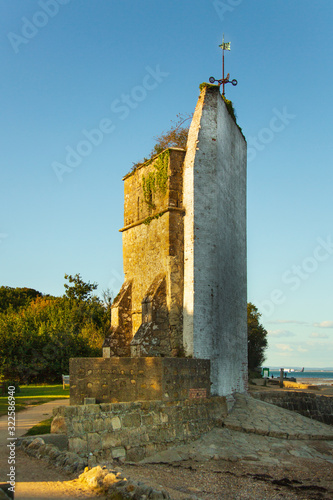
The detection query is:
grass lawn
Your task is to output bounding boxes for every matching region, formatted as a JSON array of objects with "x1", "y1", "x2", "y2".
[
  {"x1": 0, "y1": 384, "x2": 69, "y2": 417},
  {"x1": 24, "y1": 417, "x2": 53, "y2": 436}
]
